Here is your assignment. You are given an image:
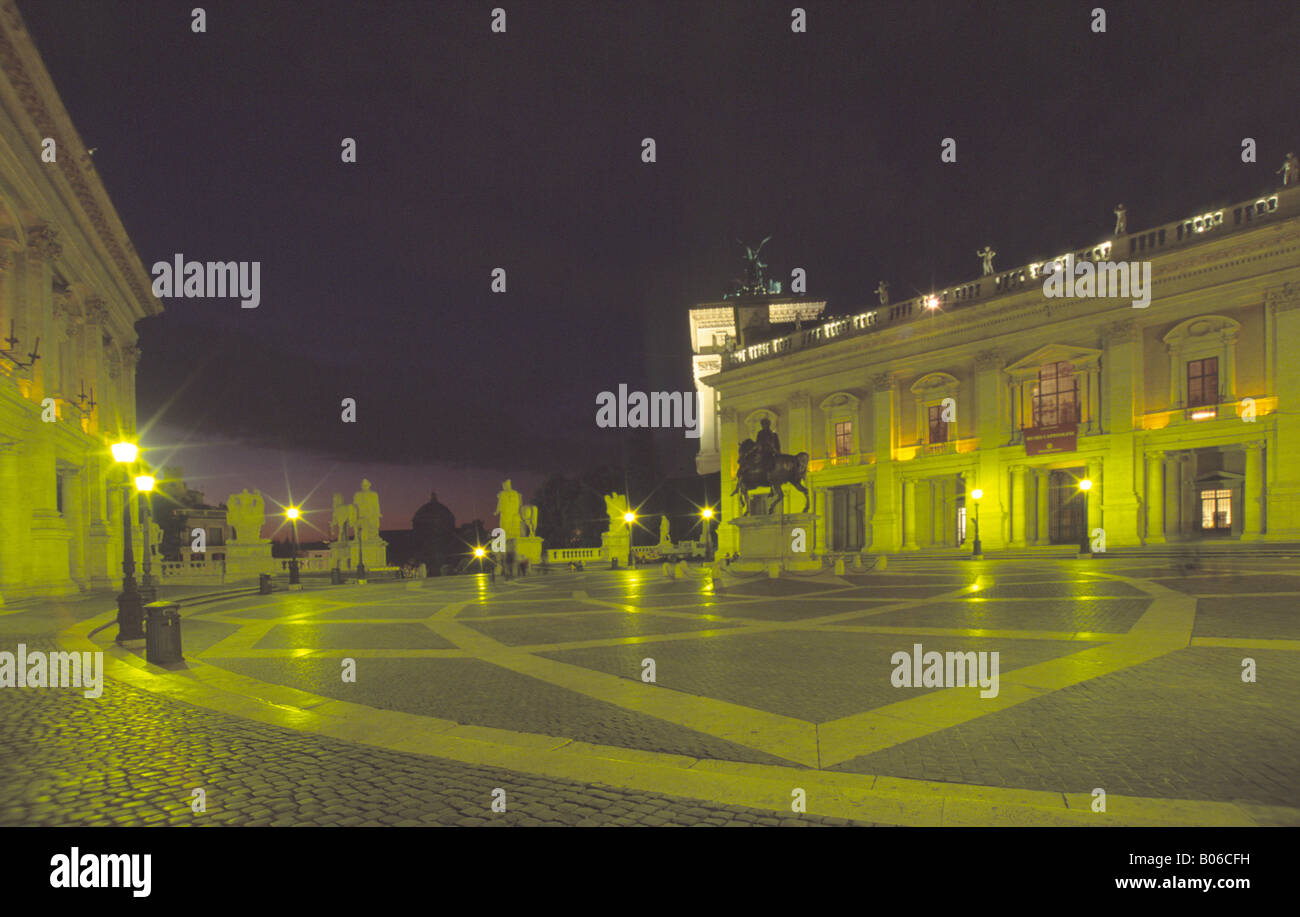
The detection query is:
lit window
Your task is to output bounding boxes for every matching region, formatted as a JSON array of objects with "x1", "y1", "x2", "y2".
[
  {"x1": 1032, "y1": 362, "x2": 1078, "y2": 427},
  {"x1": 834, "y1": 421, "x2": 853, "y2": 457},
  {"x1": 1188, "y1": 358, "x2": 1218, "y2": 408},
  {"x1": 1200, "y1": 489, "x2": 1231, "y2": 530},
  {"x1": 927, "y1": 405, "x2": 948, "y2": 444}
]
